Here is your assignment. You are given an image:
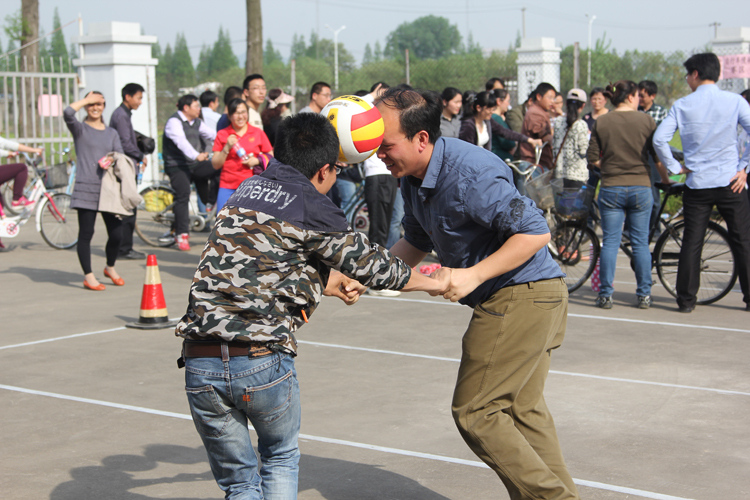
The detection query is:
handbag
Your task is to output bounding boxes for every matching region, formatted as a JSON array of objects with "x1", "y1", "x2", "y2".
[{"x1": 135, "y1": 131, "x2": 156, "y2": 155}]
